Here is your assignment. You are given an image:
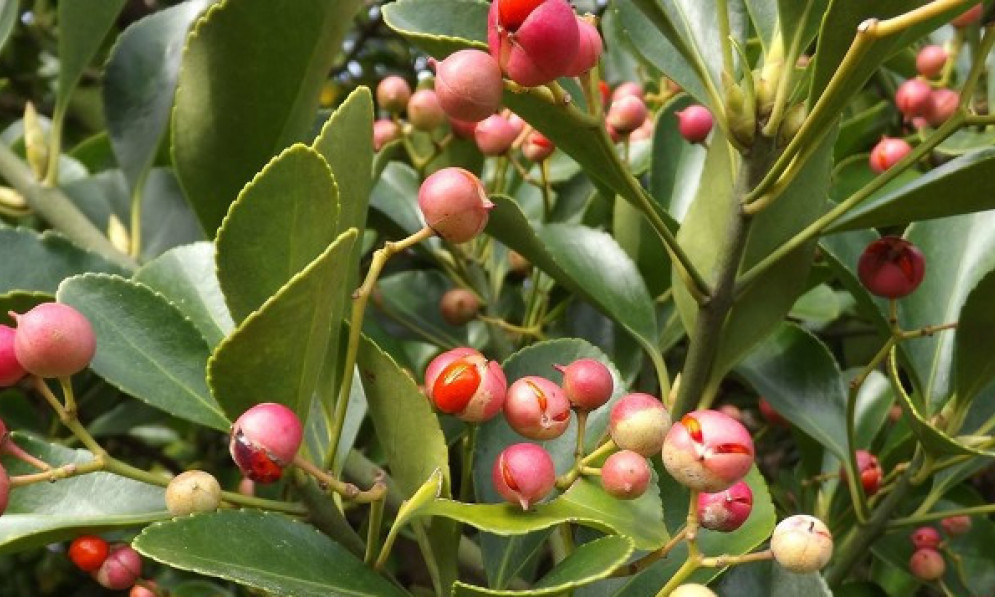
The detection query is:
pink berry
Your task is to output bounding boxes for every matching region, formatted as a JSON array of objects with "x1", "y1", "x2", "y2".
[
  {"x1": 373, "y1": 119, "x2": 402, "y2": 151},
  {"x1": 130, "y1": 582, "x2": 158, "y2": 597},
  {"x1": 868, "y1": 137, "x2": 912, "y2": 173},
  {"x1": 562, "y1": 17, "x2": 603, "y2": 77},
  {"x1": 521, "y1": 130, "x2": 555, "y2": 161},
  {"x1": 758, "y1": 397, "x2": 788, "y2": 427},
  {"x1": 439, "y1": 288, "x2": 480, "y2": 326},
  {"x1": 433, "y1": 50, "x2": 505, "y2": 123},
  {"x1": 698, "y1": 480, "x2": 753, "y2": 532},
  {"x1": 377, "y1": 76, "x2": 412, "y2": 114},
  {"x1": 951, "y1": 3, "x2": 983, "y2": 27},
  {"x1": 492, "y1": 442, "x2": 555, "y2": 509},
  {"x1": 662, "y1": 409, "x2": 754, "y2": 492},
  {"x1": 10, "y1": 303, "x2": 96, "y2": 378},
  {"x1": 488, "y1": 0, "x2": 580, "y2": 87},
  {"x1": 448, "y1": 117, "x2": 478, "y2": 139},
  {"x1": 496, "y1": 0, "x2": 545, "y2": 30},
  {"x1": 916, "y1": 45, "x2": 948, "y2": 78},
  {"x1": 909, "y1": 547, "x2": 946, "y2": 581},
  {"x1": 418, "y1": 168, "x2": 493, "y2": 243},
  {"x1": 609, "y1": 393, "x2": 671, "y2": 457},
  {"x1": 717, "y1": 404, "x2": 742, "y2": 422},
  {"x1": 629, "y1": 116, "x2": 654, "y2": 141},
  {"x1": 926, "y1": 88, "x2": 959, "y2": 127},
  {"x1": 857, "y1": 236, "x2": 926, "y2": 299},
  {"x1": 911, "y1": 526, "x2": 942, "y2": 549},
  {"x1": 0, "y1": 325, "x2": 26, "y2": 387},
  {"x1": 770, "y1": 515, "x2": 833, "y2": 573},
  {"x1": 555, "y1": 358, "x2": 613, "y2": 410},
  {"x1": 475, "y1": 114, "x2": 519, "y2": 156},
  {"x1": 606, "y1": 95, "x2": 648, "y2": 136},
  {"x1": 601, "y1": 450, "x2": 651, "y2": 500},
  {"x1": 941, "y1": 515, "x2": 972, "y2": 536},
  {"x1": 0, "y1": 463, "x2": 8, "y2": 516},
  {"x1": 611, "y1": 81, "x2": 643, "y2": 103},
  {"x1": 676, "y1": 105, "x2": 713, "y2": 144},
  {"x1": 229, "y1": 403, "x2": 303, "y2": 484},
  {"x1": 93, "y1": 545, "x2": 142, "y2": 591},
  {"x1": 841, "y1": 450, "x2": 883, "y2": 496},
  {"x1": 424, "y1": 347, "x2": 507, "y2": 423},
  {"x1": 503, "y1": 376, "x2": 571, "y2": 440},
  {"x1": 895, "y1": 79, "x2": 934, "y2": 121},
  {"x1": 407, "y1": 89, "x2": 445, "y2": 131}
]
